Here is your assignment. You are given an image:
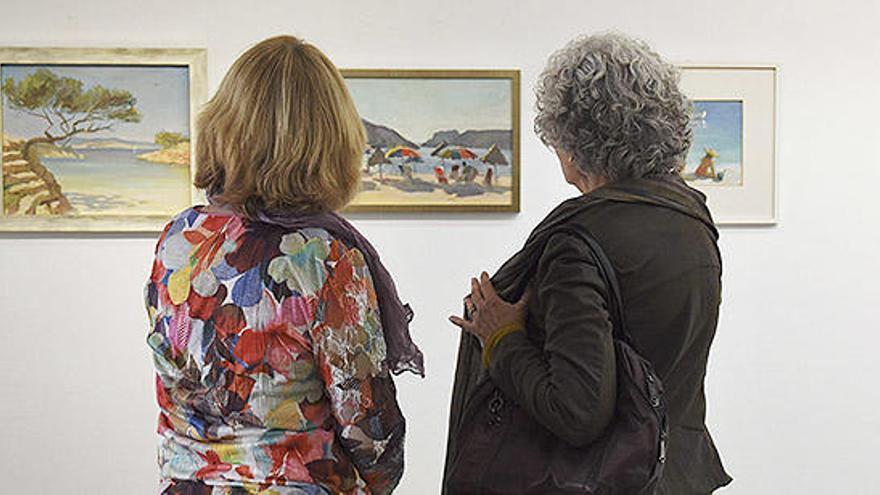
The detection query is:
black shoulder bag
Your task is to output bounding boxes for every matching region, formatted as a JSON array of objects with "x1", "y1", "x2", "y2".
[{"x1": 446, "y1": 228, "x2": 669, "y2": 494}]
